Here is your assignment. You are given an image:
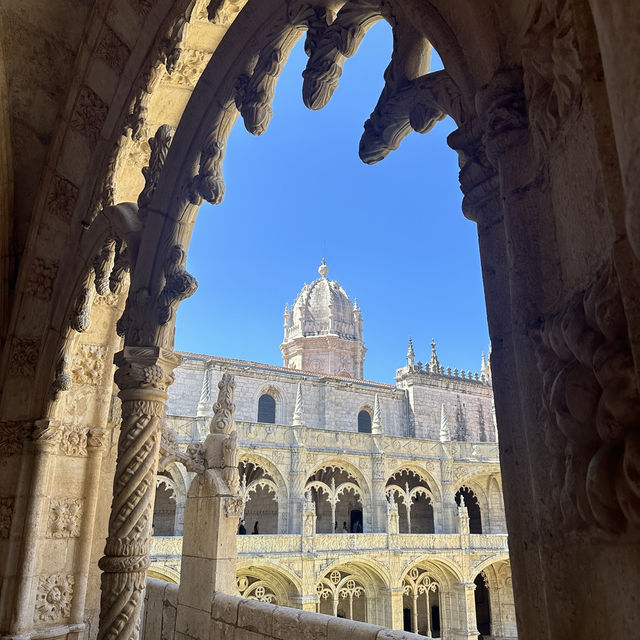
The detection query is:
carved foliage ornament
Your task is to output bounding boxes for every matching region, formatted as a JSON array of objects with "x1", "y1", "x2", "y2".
[
  {"x1": 536, "y1": 262, "x2": 640, "y2": 532},
  {"x1": 521, "y1": 0, "x2": 582, "y2": 150},
  {"x1": 47, "y1": 498, "x2": 83, "y2": 538}
]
